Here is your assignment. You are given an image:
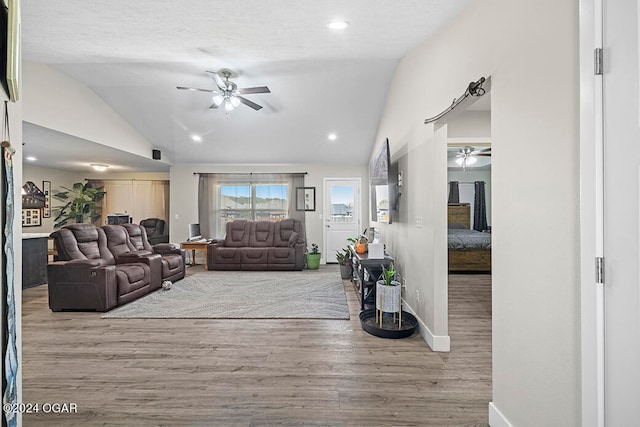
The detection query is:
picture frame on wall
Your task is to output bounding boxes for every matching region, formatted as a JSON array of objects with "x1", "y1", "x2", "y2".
[
  {"x1": 42, "y1": 180, "x2": 51, "y2": 218},
  {"x1": 296, "y1": 187, "x2": 316, "y2": 211},
  {"x1": 22, "y1": 208, "x2": 41, "y2": 227}
]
